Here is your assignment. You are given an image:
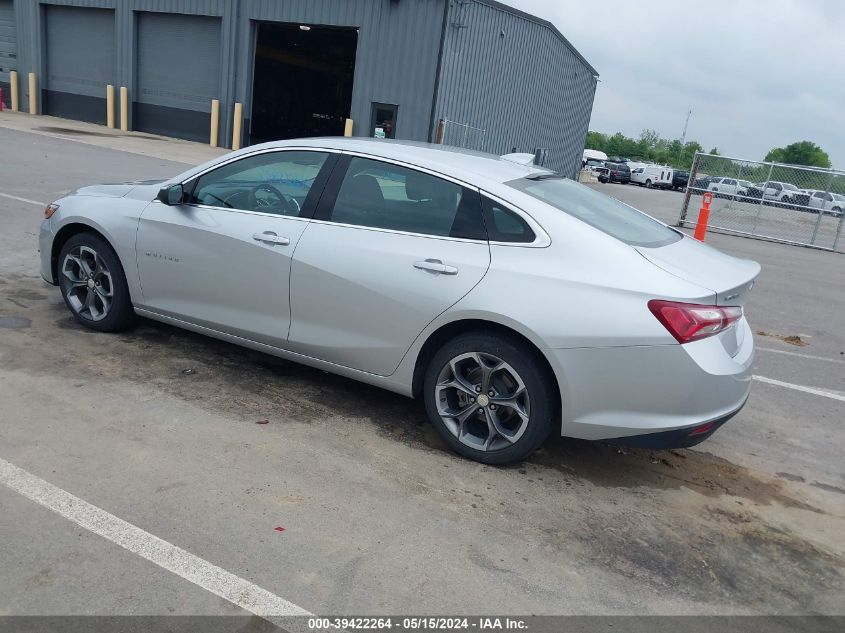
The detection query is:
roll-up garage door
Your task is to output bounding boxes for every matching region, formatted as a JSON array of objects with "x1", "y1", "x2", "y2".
[
  {"x1": 42, "y1": 6, "x2": 115, "y2": 123},
  {"x1": 44, "y1": 6, "x2": 115, "y2": 123},
  {"x1": 0, "y1": 0, "x2": 16, "y2": 109},
  {"x1": 135, "y1": 12, "x2": 221, "y2": 142}
]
